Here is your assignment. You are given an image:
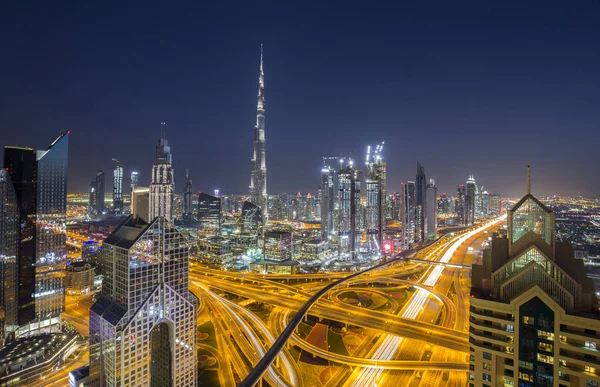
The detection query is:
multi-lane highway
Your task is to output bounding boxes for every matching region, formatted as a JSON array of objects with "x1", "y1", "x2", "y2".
[{"x1": 36, "y1": 216, "x2": 504, "y2": 387}]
